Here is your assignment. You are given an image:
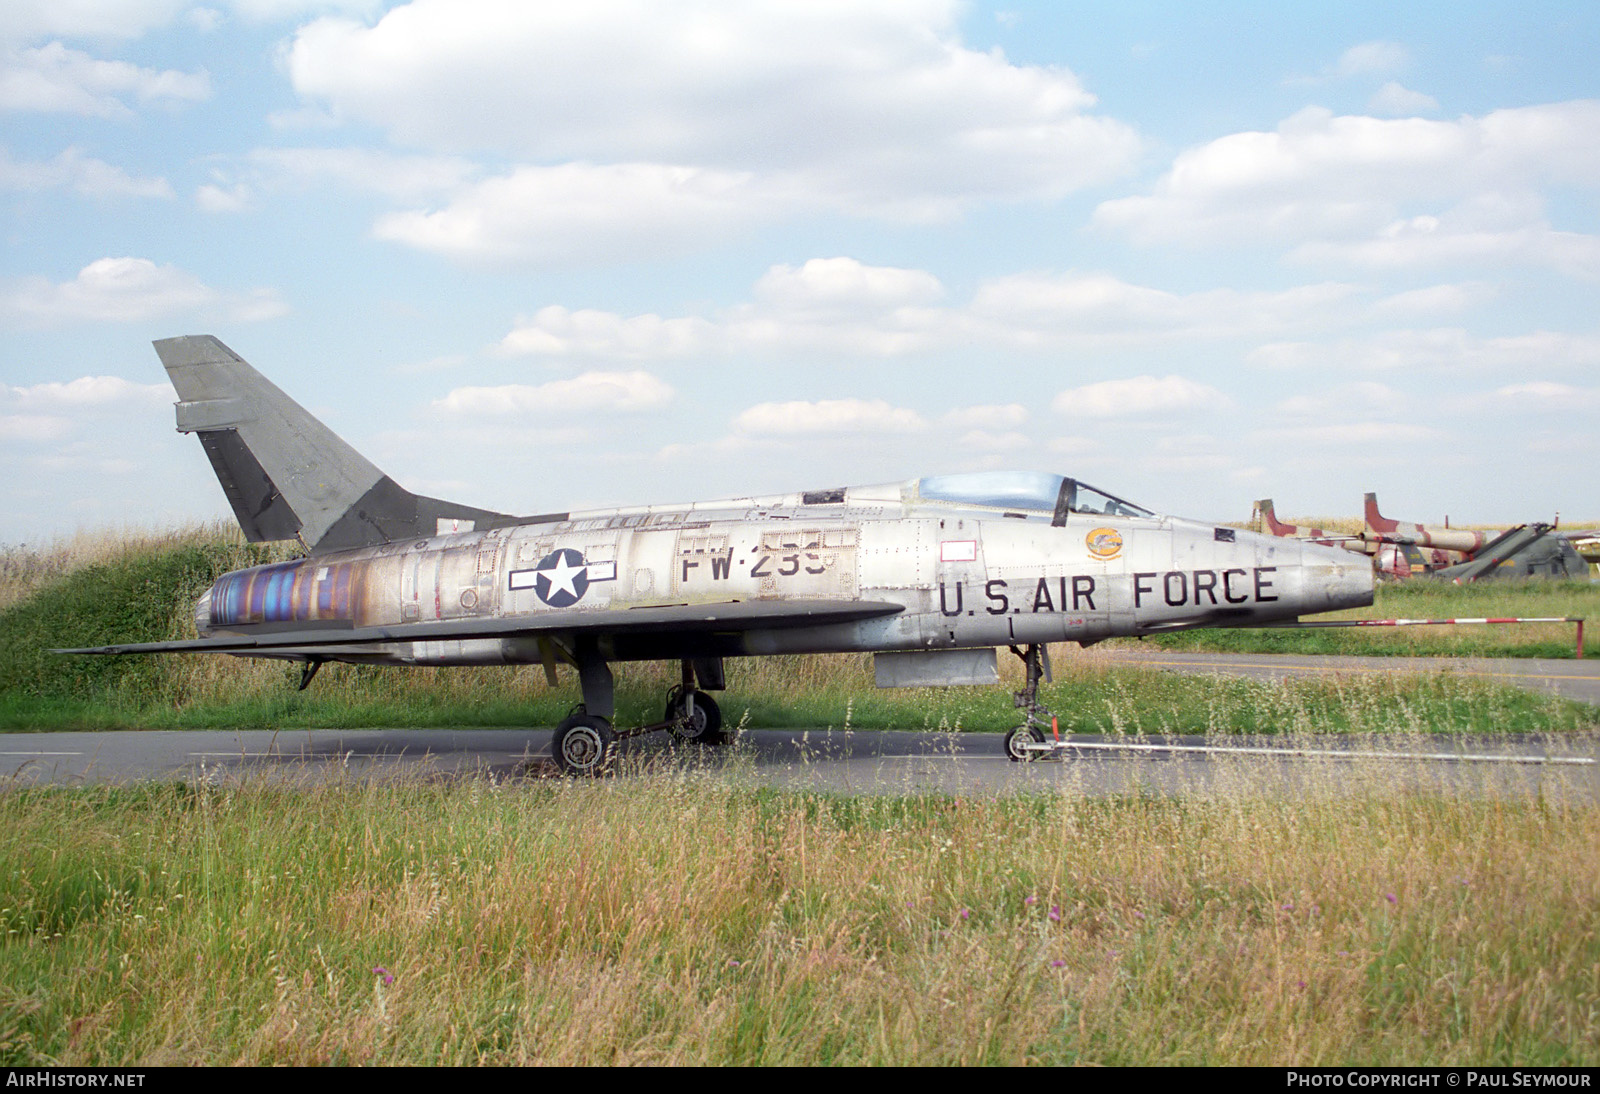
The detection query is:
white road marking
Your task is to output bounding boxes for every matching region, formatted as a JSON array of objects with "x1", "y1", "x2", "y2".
[{"x1": 1026, "y1": 739, "x2": 1594, "y2": 765}]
